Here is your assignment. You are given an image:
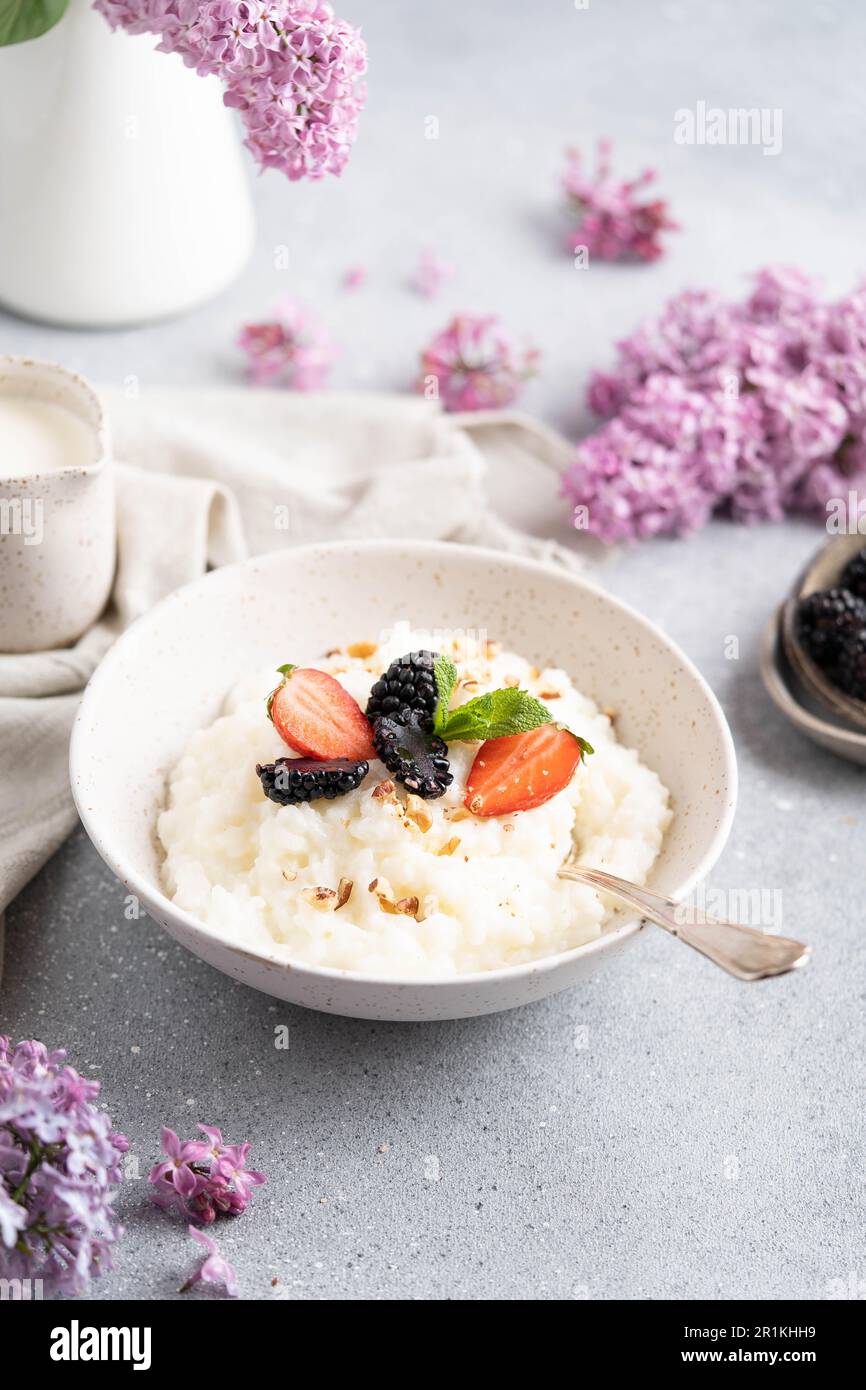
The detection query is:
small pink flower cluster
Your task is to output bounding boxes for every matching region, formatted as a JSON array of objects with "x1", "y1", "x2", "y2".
[
  {"x1": 238, "y1": 297, "x2": 335, "y2": 388},
  {"x1": 563, "y1": 141, "x2": 678, "y2": 264},
  {"x1": 418, "y1": 313, "x2": 540, "y2": 412},
  {"x1": 150, "y1": 1123, "x2": 266, "y2": 1225},
  {"x1": 93, "y1": 1, "x2": 367, "y2": 181},
  {"x1": 562, "y1": 266, "x2": 866, "y2": 541}
]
